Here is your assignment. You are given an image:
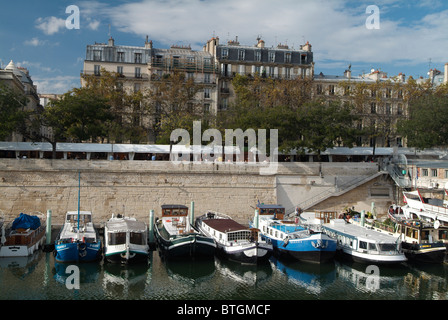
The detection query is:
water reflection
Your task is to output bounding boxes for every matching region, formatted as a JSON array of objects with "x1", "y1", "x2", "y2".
[
  {"x1": 214, "y1": 257, "x2": 273, "y2": 286},
  {"x1": 102, "y1": 254, "x2": 152, "y2": 299},
  {"x1": 53, "y1": 261, "x2": 101, "y2": 285},
  {"x1": 164, "y1": 257, "x2": 216, "y2": 285},
  {"x1": 270, "y1": 258, "x2": 336, "y2": 296},
  {"x1": 1, "y1": 247, "x2": 448, "y2": 300},
  {"x1": 0, "y1": 250, "x2": 42, "y2": 280}
]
